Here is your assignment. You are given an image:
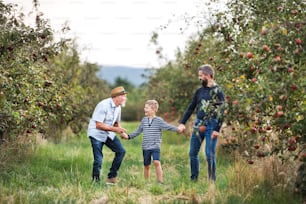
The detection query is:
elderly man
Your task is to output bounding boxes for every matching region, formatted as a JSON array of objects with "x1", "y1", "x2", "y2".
[{"x1": 87, "y1": 86, "x2": 127, "y2": 184}]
